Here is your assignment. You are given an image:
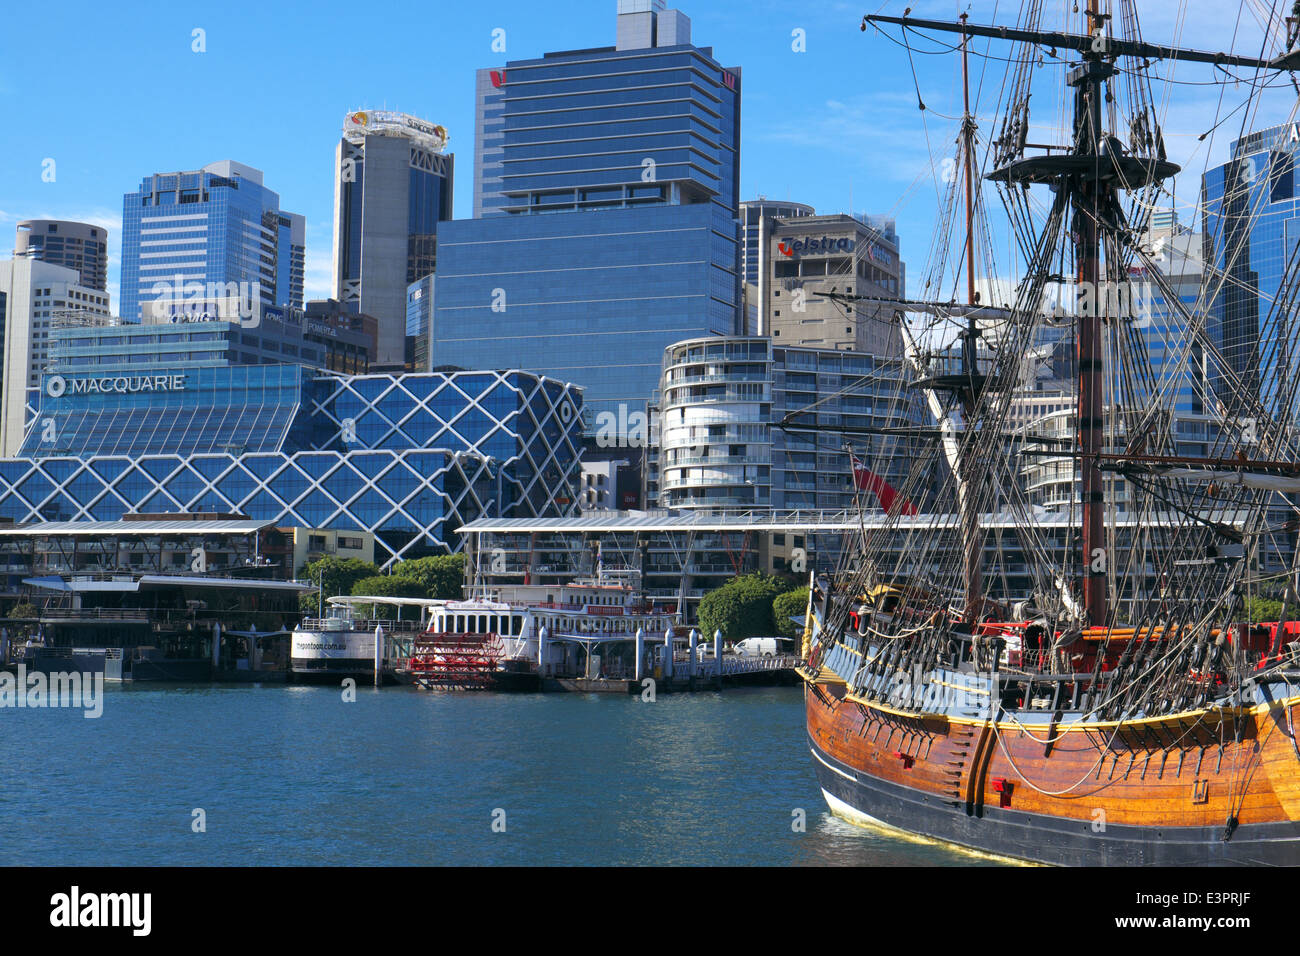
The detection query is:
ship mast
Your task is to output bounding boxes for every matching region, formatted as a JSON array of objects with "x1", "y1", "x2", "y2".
[
  {"x1": 1075, "y1": 0, "x2": 1109, "y2": 627},
  {"x1": 863, "y1": 5, "x2": 1282, "y2": 628},
  {"x1": 958, "y1": 13, "x2": 983, "y2": 624}
]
